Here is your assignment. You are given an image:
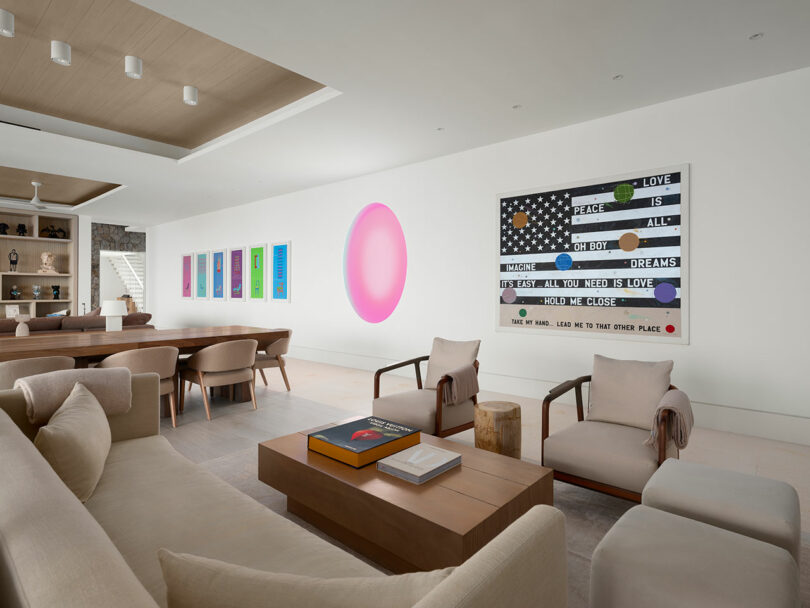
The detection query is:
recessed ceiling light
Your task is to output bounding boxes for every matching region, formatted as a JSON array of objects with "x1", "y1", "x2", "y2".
[
  {"x1": 612, "y1": 74, "x2": 624, "y2": 81},
  {"x1": 50, "y1": 41, "x2": 71, "y2": 66},
  {"x1": 183, "y1": 85, "x2": 198, "y2": 106},
  {"x1": 436, "y1": 127, "x2": 444, "y2": 131},
  {"x1": 748, "y1": 32, "x2": 764, "y2": 41},
  {"x1": 0, "y1": 9, "x2": 14, "y2": 38},
  {"x1": 512, "y1": 104, "x2": 523, "y2": 110},
  {"x1": 125, "y1": 55, "x2": 143, "y2": 79}
]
